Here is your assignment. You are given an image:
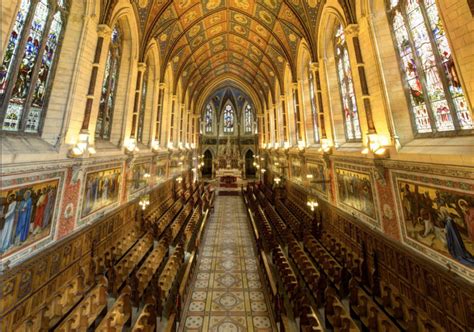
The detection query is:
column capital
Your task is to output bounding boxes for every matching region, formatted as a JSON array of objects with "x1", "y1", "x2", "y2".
[
  {"x1": 344, "y1": 24, "x2": 359, "y2": 36},
  {"x1": 159, "y1": 82, "x2": 167, "y2": 89},
  {"x1": 291, "y1": 82, "x2": 298, "y2": 90},
  {"x1": 137, "y1": 62, "x2": 147, "y2": 72},
  {"x1": 309, "y1": 62, "x2": 319, "y2": 72},
  {"x1": 97, "y1": 24, "x2": 112, "y2": 38}
]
